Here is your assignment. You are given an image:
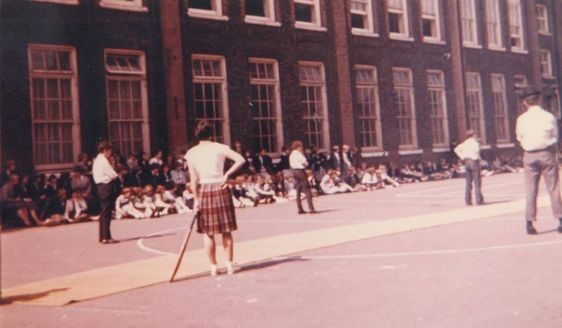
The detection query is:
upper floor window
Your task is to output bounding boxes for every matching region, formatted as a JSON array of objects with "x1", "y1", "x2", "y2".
[
  {"x1": 485, "y1": 0, "x2": 503, "y2": 49},
  {"x1": 31, "y1": 0, "x2": 78, "y2": 4},
  {"x1": 392, "y1": 68, "x2": 417, "y2": 149},
  {"x1": 104, "y1": 50, "x2": 149, "y2": 158},
  {"x1": 354, "y1": 66, "x2": 382, "y2": 149},
  {"x1": 28, "y1": 45, "x2": 80, "y2": 170},
  {"x1": 460, "y1": 0, "x2": 479, "y2": 47},
  {"x1": 245, "y1": 0, "x2": 278, "y2": 25},
  {"x1": 350, "y1": 0, "x2": 375, "y2": 36},
  {"x1": 540, "y1": 49, "x2": 553, "y2": 78},
  {"x1": 188, "y1": 0, "x2": 227, "y2": 20},
  {"x1": 545, "y1": 91, "x2": 561, "y2": 119},
  {"x1": 508, "y1": 0, "x2": 525, "y2": 52},
  {"x1": 99, "y1": 0, "x2": 147, "y2": 12},
  {"x1": 387, "y1": 0, "x2": 410, "y2": 40},
  {"x1": 421, "y1": 0, "x2": 442, "y2": 43},
  {"x1": 294, "y1": 0, "x2": 324, "y2": 30},
  {"x1": 536, "y1": 4, "x2": 550, "y2": 34},
  {"x1": 191, "y1": 55, "x2": 230, "y2": 144}
]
